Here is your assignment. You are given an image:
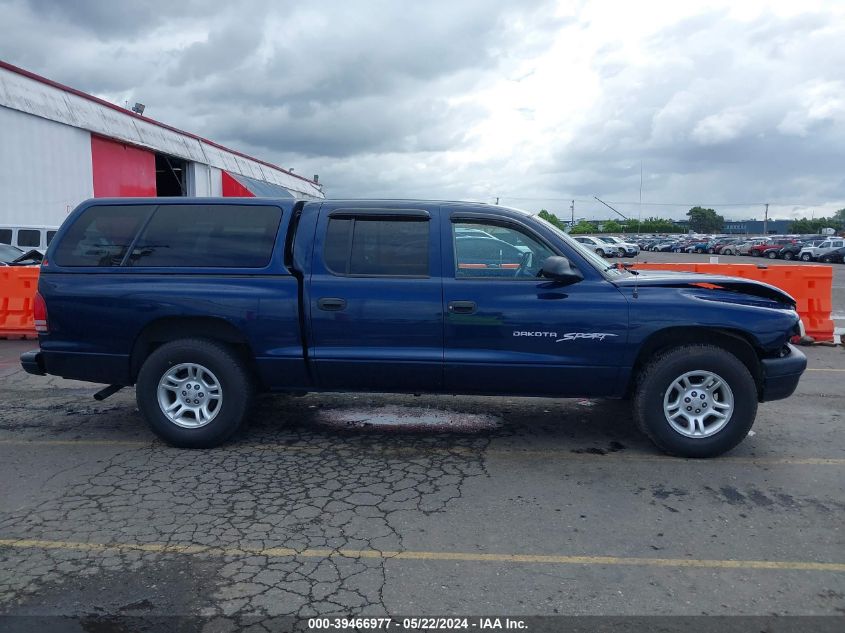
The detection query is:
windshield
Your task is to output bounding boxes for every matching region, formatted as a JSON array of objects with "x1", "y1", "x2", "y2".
[
  {"x1": 532, "y1": 215, "x2": 628, "y2": 278},
  {"x1": 0, "y1": 243, "x2": 24, "y2": 263}
]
